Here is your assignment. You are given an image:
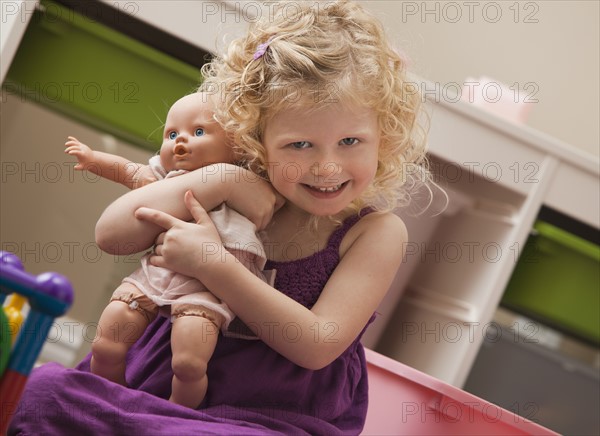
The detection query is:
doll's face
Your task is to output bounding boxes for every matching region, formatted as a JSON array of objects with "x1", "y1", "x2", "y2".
[{"x1": 160, "y1": 93, "x2": 234, "y2": 173}]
